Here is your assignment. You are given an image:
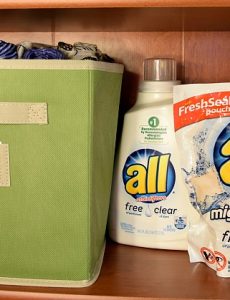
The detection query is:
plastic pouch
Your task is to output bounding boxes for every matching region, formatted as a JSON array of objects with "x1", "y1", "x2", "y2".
[{"x1": 173, "y1": 83, "x2": 230, "y2": 277}]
